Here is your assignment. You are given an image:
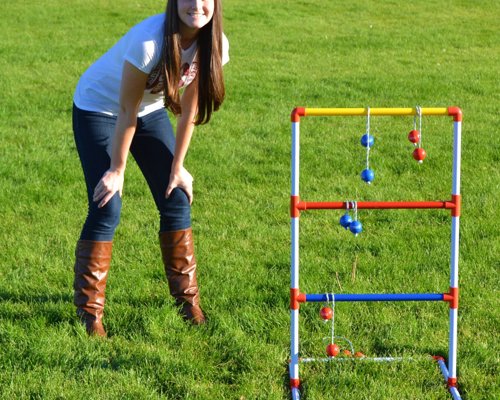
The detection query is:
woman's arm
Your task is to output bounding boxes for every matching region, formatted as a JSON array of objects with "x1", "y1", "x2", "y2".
[
  {"x1": 93, "y1": 61, "x2": 148, "y2": 208},
  {"x1": 166, "y1": 79, "x2": 198, "y2": 204}
]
